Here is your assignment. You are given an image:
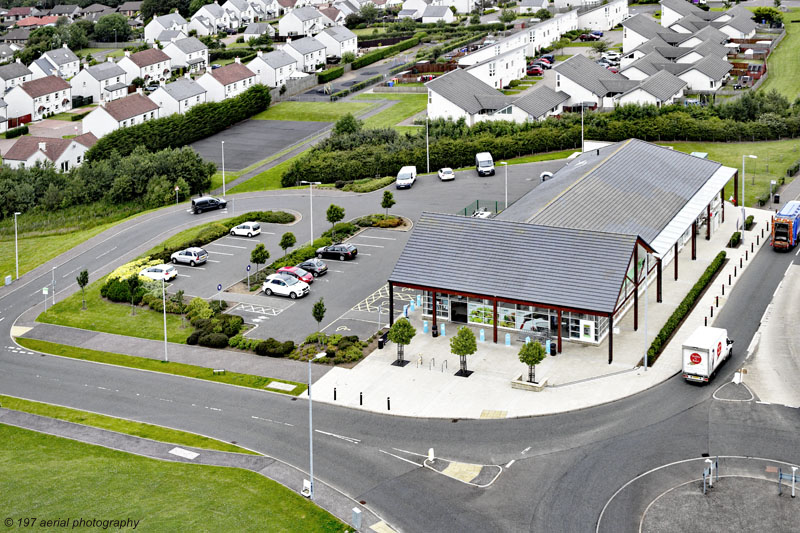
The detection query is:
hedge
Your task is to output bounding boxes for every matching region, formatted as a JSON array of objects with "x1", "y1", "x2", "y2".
[
  {"x1": 318, "y1": 66, "x2": 344, "y2": 83},
  {"x1": 209, "y1": 48, "x2": 269, "y2": 61},
  {"x1": 351, "y1": 32, "x2": 425, "y2": 70},
  {"x1": 645, "y1": 251, "x2": 726, "y2": 366},
  {"x1": 745, "y1": 215, "x2": 754, "y2": 230},
  {"x1": 70, "y1": 110, "x2": 91, "y2": 122},
  {"x1": 330, "y1": 74, "x2": 384, "y2": 100},
  {"x1": 86, "y1": 84, "x2": 271, "y2": 161},
  {"x1": 6, "y1": 125, "x2": 28, "y2": 139},
  {"x1": 728, "y1": 231, "x2": 741, "y2": 248}
]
